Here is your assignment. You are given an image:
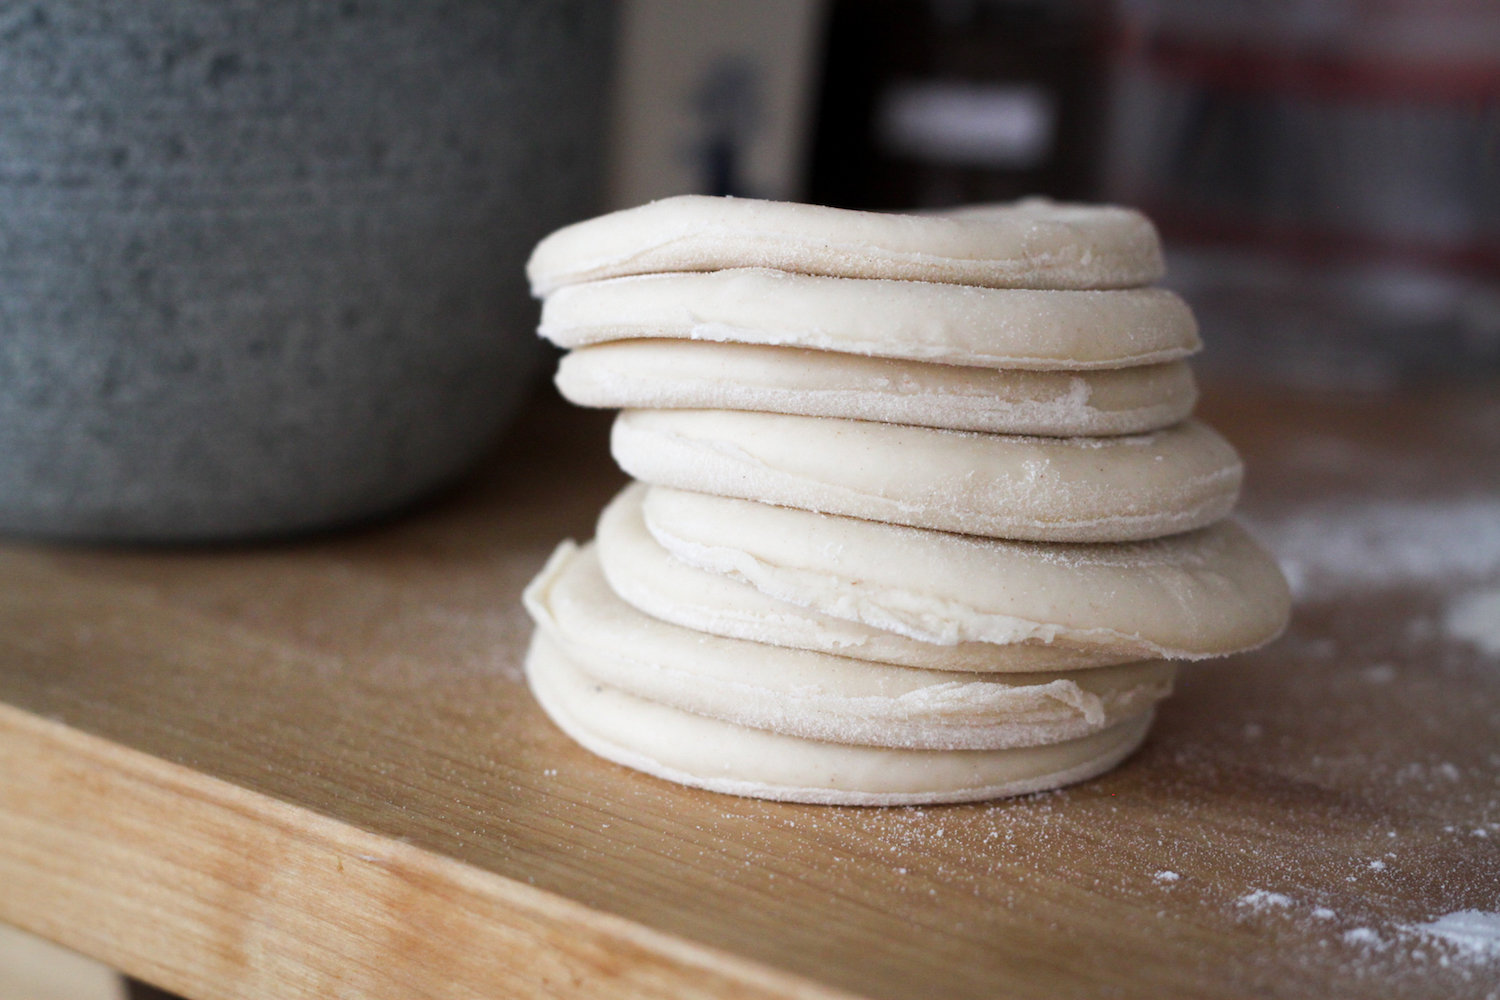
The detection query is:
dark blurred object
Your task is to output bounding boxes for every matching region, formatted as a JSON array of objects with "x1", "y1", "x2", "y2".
[
  {"x1": 808, "y1": 0, "x2": 1111, "y2": 209},
  {"x1": 606, "y1": 0, "x2": 822, "y2": 208},
  {"x1": 126, "y1": 978, "x2": 183, "y2": 1000},
  {"x1": 1108, "y1": 0, "x2": 1500, "y2": 385},
  {"x1": 692, "y1": 55, "x2": 763, "y2": 196}
]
